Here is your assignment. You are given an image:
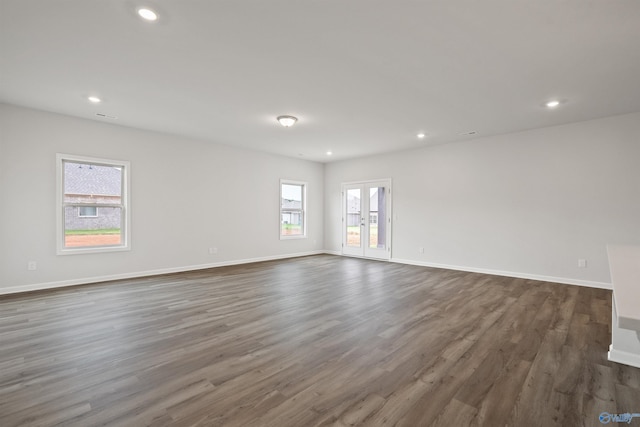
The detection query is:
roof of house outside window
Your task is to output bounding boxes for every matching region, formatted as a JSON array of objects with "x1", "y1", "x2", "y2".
[
  {"x1": 64, "y1": 162, "x2": 122, "y2": 196},
  {"x1": 281, "y1": 199, "x2": 302, "y2": 210}
]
